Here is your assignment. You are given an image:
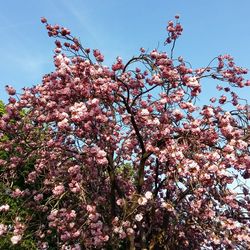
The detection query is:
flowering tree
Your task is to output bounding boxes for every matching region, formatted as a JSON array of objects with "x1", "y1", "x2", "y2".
[{"x1": 0, "y1": 16, "x2": 250, "y2": 249}]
